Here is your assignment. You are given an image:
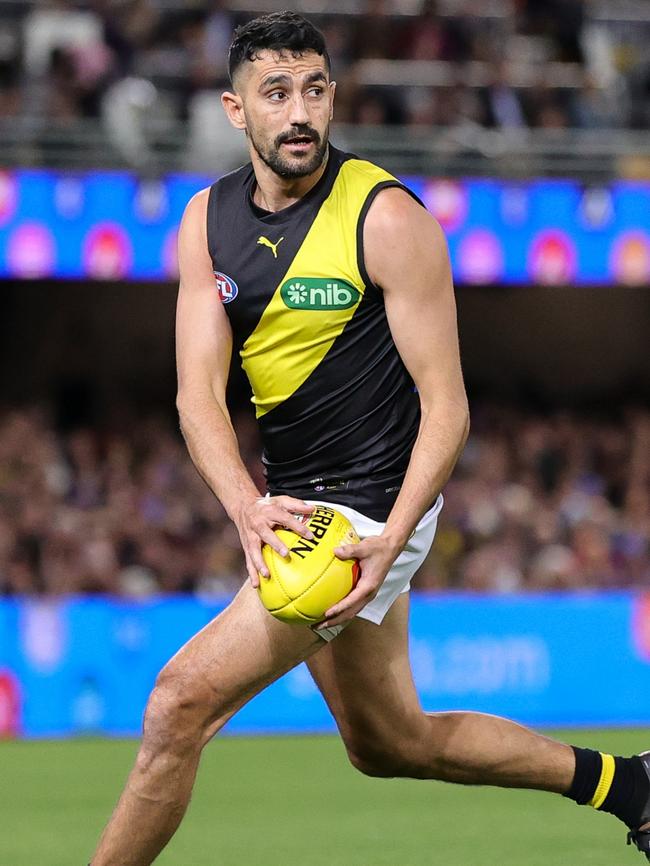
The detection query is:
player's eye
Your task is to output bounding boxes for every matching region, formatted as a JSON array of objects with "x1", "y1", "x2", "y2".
[
  {"x1": 268, "y1": 91, "x2": 286, "y2": 102},
  {"x1": 307, "y1": 87, "x2": 324, "y2": 97}
]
